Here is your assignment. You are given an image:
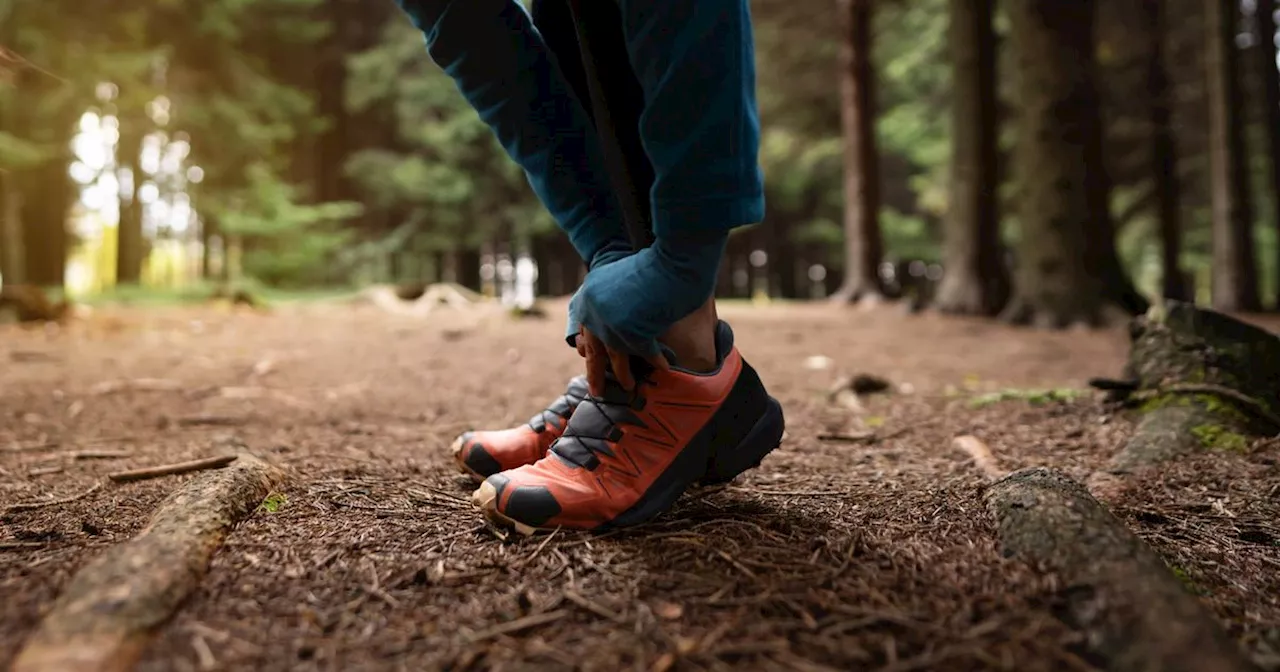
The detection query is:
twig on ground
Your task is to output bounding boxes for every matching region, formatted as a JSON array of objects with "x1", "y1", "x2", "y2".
[
  {"x1": 5, "y1": 482, "x2": 102, "y2": 513},
  {"x1": 512, "y1": 526, "x2": 561, "y2": 569},
  {"x1": 212, "y1": 386, "x2": 310, "y2": 410},
  {"x1": 176, "y1": 415, "x2": 247, "y2": 428},
  {"x1": 89, "y1": 378, "x2": 183, "y2": 395},
  {"x1": 107, "y1": 455, "x2": 237, "y2": 484},
  {"x1": 817, "y1": 432, "x2": 876, "y2": 443},
  {"x1": 466, "y1": 609, "x2": 569, "y2": 642},
  {"x1": 70, "y1": 450, "x2": 133, "y2": 460},
  {"x1": 563, "y1": 589, "x2": 627, "y2": 623},
  {"x1": 952, "y1": 435, "x2": 1005, "y2": 480},
  {"x1": 0, "y1": 541, "x2": 49, "y2": 550}
]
